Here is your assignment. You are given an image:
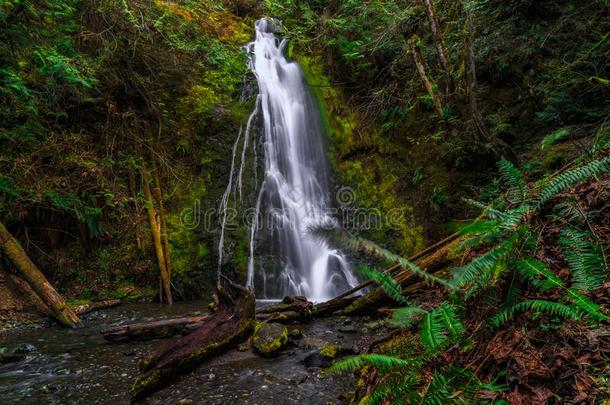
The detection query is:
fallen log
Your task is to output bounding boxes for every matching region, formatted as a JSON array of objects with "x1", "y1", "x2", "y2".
[
  {"x1": 255, "y1": 295, "x2": 359, "y2": 324},
  {"x1": 344, "y1": 234, "x2": 465, "y2": 315},
  {"x1": 0, "y1": 221, "x2": 82, "y2": 328},
  {"x1": 74, "y1": 299, "x2": 121, "y2": 316},
  {"x1": 256, "y1": 296, "x2": 313, "y2": 323},
  {"x1": 101, "y1": 315, "x2": 207, "y2": 342},
  {"x1": 326, "y1": 231, "x2": 461, "y2": 303},
  {"x1": 130, "y1": 279, "x2": 255, "y2": 402}
]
